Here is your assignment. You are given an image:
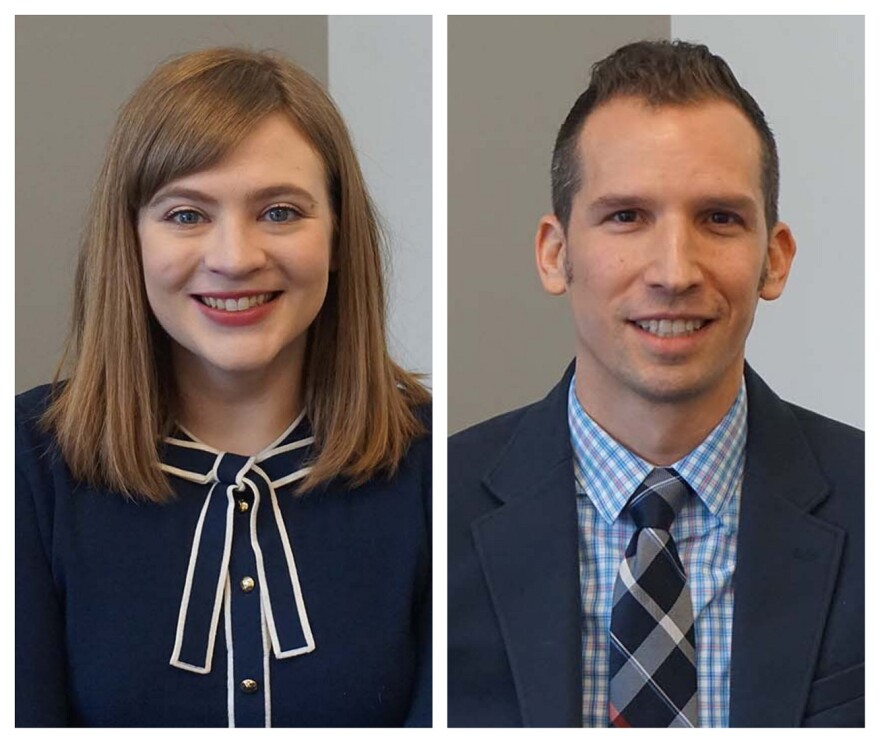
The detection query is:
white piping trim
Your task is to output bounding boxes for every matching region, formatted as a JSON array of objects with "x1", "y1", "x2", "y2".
[
  {"x1": 269, "y1": 466, "x2": 313, "y2": 490},
  {"x1": 169, "y1": 483, "x2": 235, "y2": 673},
  {"x1": 159, "y1": 463, "x2": 214, "y2": 485},
  {"x1": 175, "y1": 423, "x2": 217, "y2": 449},
  {"x1": 251, "y1": 466, "x2": 316, "y2": 658},
  {"x1": 164, "y1": 411, "x2": 309, "y2": 472},
  {"x1": 176, "y1": 410, "x2": 307, "y2": 454},
  {"x1": 207, "y1": 453, "x2": 223, "y2": 484},
  {"x1": 256, "y1": 436, "x2": 315, "y2": 462},
  {"x1": 224, "y1": 575, "x2": 235, "y2": 728},
  {"x1": 247, "y1": 478, "x2": 280, "y2": 658},
  {"x1": 165, "y1": 433, "x2": 221, "y2": 454},
  {"x1": 169, "y1": 483, "x2": 215, "y2": 673},
  {"x1": 261, "y1": 599, "x2": 272, "y2": 728},
  {"x1": 257, "y1": 409, "x2": 308, "y2": 456},
  {"x1": 232, "y1": 456, "x2": 256, "y2": 489}
]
